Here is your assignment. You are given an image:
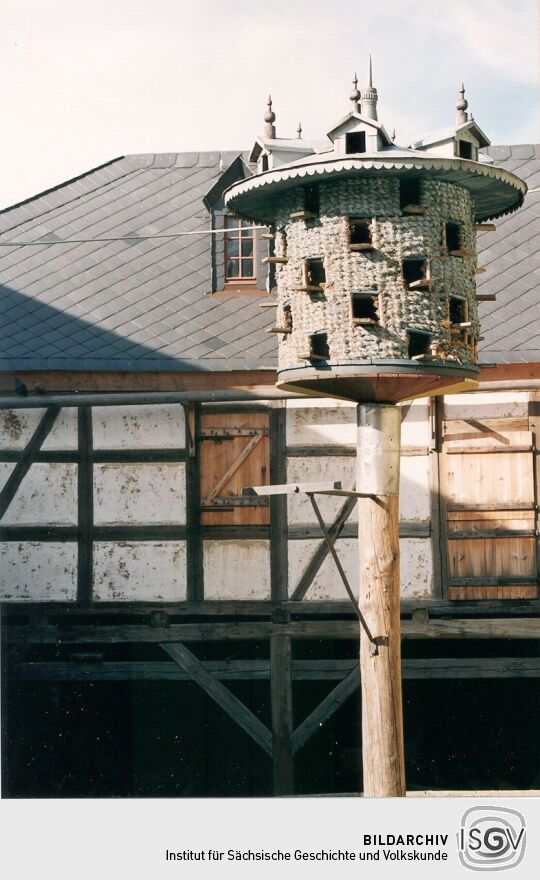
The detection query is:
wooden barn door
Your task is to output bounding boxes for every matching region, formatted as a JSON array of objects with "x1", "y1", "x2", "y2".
[
  {"x1": 441, "y1": 417, "x2": 538, "y2": 600},
  {"x1": 199, "y1": 411, "x2": 270, "y2": 526}
]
